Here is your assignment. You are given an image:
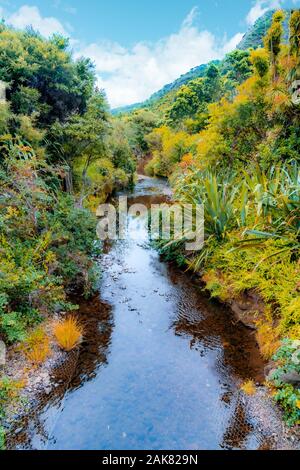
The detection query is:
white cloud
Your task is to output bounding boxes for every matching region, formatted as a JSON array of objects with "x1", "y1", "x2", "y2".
[
  {"x1": 7, "y1": 5, "x2": 67, "y2": 37},
  {"x1": 77, "y1": 9, "x2": 244, "y2": 108},
  {"x1": 221, "y1": 33, "x2": 245, "y2": 55},
  {"x1": 246, "y1": 0, "x2": 283, "y2": 26},
  {"x1": 2, "y1": 5, "x2": 246, "y2": 108}
]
